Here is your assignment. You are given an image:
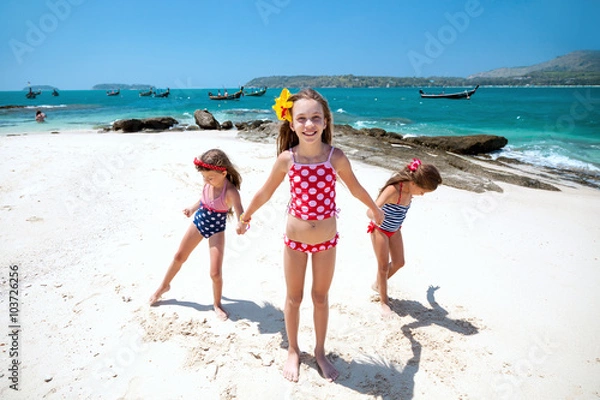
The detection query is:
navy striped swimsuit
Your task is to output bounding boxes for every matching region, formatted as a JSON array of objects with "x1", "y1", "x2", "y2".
[
  {"x1": 379, "y1": 201, "x2": 410, "y2": 232},
  {"x1": 369, "y1": 182, "x2": 410, "y2": 236}
]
